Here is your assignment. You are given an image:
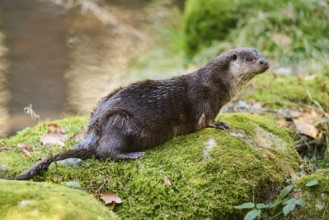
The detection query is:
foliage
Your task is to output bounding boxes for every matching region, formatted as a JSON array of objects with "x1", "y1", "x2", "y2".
[
  {"x1": 234, "y1": 184, "x2": 306, "y2": 219},
  {"x1": 291, "y1": 169, "x2": 329, "y2": 219},
  {"x1": 183, "y1": 0, "x2": 238, "y2": 55},
  {"x1": 183, "y1": 0, "x2": 329, "y2": 70}
]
